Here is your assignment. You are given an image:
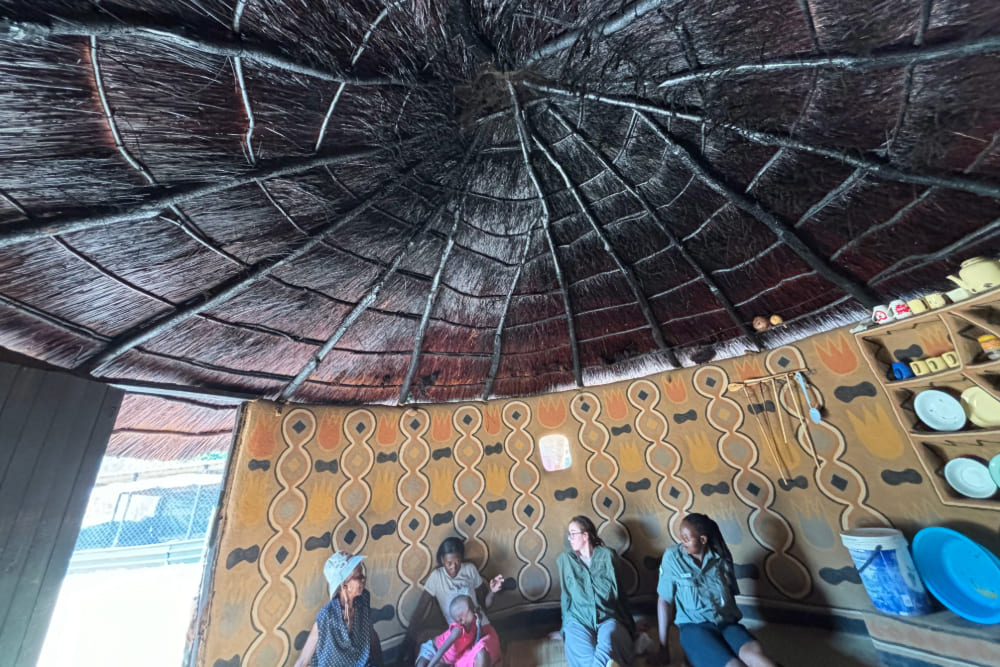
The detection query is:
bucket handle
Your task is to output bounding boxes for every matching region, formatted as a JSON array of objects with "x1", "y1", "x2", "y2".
[{"x1": 855, "y1": 545, "x2": 882, "y2": 575}]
